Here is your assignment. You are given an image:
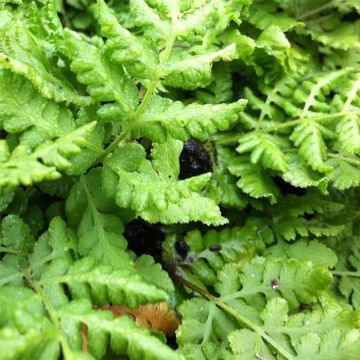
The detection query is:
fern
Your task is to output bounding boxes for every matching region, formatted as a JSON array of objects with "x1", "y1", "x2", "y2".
[
  {"x1": 177, "y1": 260, "x2": 360, "y2": 359},
  {"x1": 65, "y1": 169, "x2": 129, "y2": 266},
  {"x1": 237, "y1": 132, "x2": 288, "y2": 172},
  {"x1": 0, "y1": 217, "x2": 179, "y2": 359},
  {"x1": 227, "y1": 297, "x2": 360, "y2": 360},
  {"x1": 0, "y1": 15, "x2": 89, "y2": 106},
  {"x1": 60, "y1": 28, "x2": 139, "y2": 117},
  {"x1": 228, "y1": 156, "x2": 280, "y2": 204},
  {"x1": 130, "y1": 96, "x2": 247, "y2": 143},
  {"x1": 1, "y1": 0, "x2": 360, "y2": 358},
  {"x1": 208, "y1": 146, "x2": 248, "y2": 209},
  {"x1": 223, "y1": 65, "x2": 360, "y2": 201},
  {"x1": 334, "y1": 73, "x2": 360, "y2": 155},
  {"x1": 0, "y1": 122, "x2": 97, "y2": 191},
  {"x1": 161, "y1": 194, "x2": 345, "y2": 289},
  {"x1": 103, "y1": 142, "x2": 227, "y2": 225},
  {"x1": 0, "y1": 70, "x2": 77, "y2": 147}
]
